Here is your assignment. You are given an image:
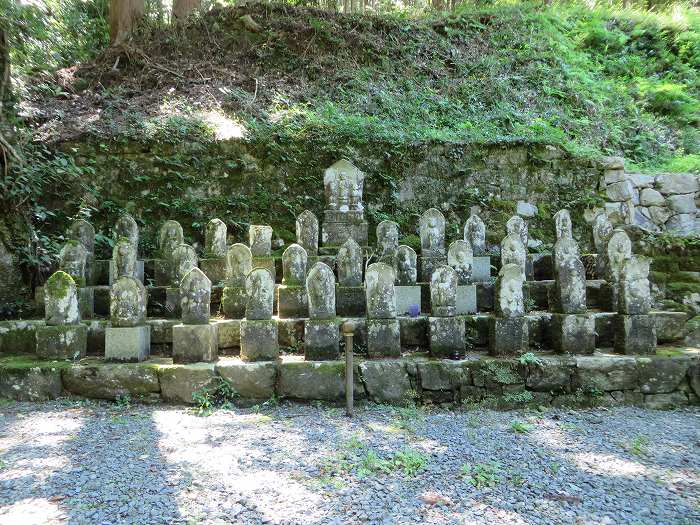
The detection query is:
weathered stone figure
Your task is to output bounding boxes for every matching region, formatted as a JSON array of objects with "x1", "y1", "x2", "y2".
[
  {"x1": 552, "y1": 237, "x2": 587, "y2": 314},
  {"x1": 114, "y1": 213, "x2": 139, "y2": 252},
  {"x1": 495, "y1": 263, "x2": 525, "y2": 318},
  {"x1": 337, "y1": 238, "x2": 363, "y2": 287},
  {"x1": 489, "y1": 263, "x2": 528, "y2": 356},
  {"x1": 447, "y1": 240, "x2": 473, "y2": 285},
  {"x1": 500, "y1": 233, "x2": 527, "y2": 280},
  {"x1": 592, "y1": 211, "x2": 614, "y2": 278},
  {"x1": 68, "y1": 219, "x2": 95, "y2": 283},
  {"x1": 246, "y1": 268, "x2": 274, "y2": 320},
  {"x1": 430, "y1": 265, "x2": 458, "y2": 317},
  {"x1": 396, "y1": 245, "x2": 417, "y2": 285},
  {"x1": 419, "y1": 208, "x2": 446, "y2": 256},
  {"x1": 172, "y1": 243, "x2": 198, "y2": 285},
  {"x1": 506, "y1": 215, "x2": 528, "y2": 248},
  {"x1": 554, "y1": 209, "x2": 573, "y2": 240},
  {"x1": 226, "y1": 243, "x2": 252, "y2": 287},
  {"x1": 112, "y1": 237, "x2": 137, "y2": 280},
  {"x1": 377, "y1": 221, "x2": 399, "y2": 262},
  {"x1": 463, "y1": 212, "x2": 486, "y2": 256},
  {"x1": 615, "y1": 256, "x2": 656, "y2": 354},
  {"x1": 204, "y1": 218, "x2": 227, "y2": 257},
  {"x1": 282, "y1": 244, "x2": 307, "y2": 286},
  {"x1": 241, "y1": 268, "x2": 278, "y2": 361},
  {"x1": 106, "y1": 276, "x2": 150, "y2": 361},
  {"x1": 249, "y1": 225, "x2": 273, "y2": 257},
  {"x1": 620, "y1": 256, "x2": 652, "y2": 315},
  {"x1": 159, "y1": 220, "x2": 184, "y2": 260},
  {"x1": 180, "y1": 267, "x2": 211, "y2": 325},
  {"x1": 36, "y1": 271, "x2": 87, "y2": 359},
  {"x1": 307, "y1": 262, "x2": 336, "y2": 319},
  {"x1": 59, "y1": 240, "x2": 87, "y2": 286},
  {"x1": 296, "y1": 210, "x2": 319, "y2": 256},
  {"x1": 607, "y1": 229, "x2": 632, "y2": 284},
  {"x1": 173, "y1": 268, "x2": 217, "y2": 363},
  {"x1": 365, "y1": 262, "x2": 400, "y2": 357},
  {"x1": 429, "y1": 265, "x2": 465, "y2": 358},
  {"x1": 321, "y1": 160, "x2": 369, "y2": 246},
  {"x1": 45, "y1": 271, "x2": 81, "y2": 325}
]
